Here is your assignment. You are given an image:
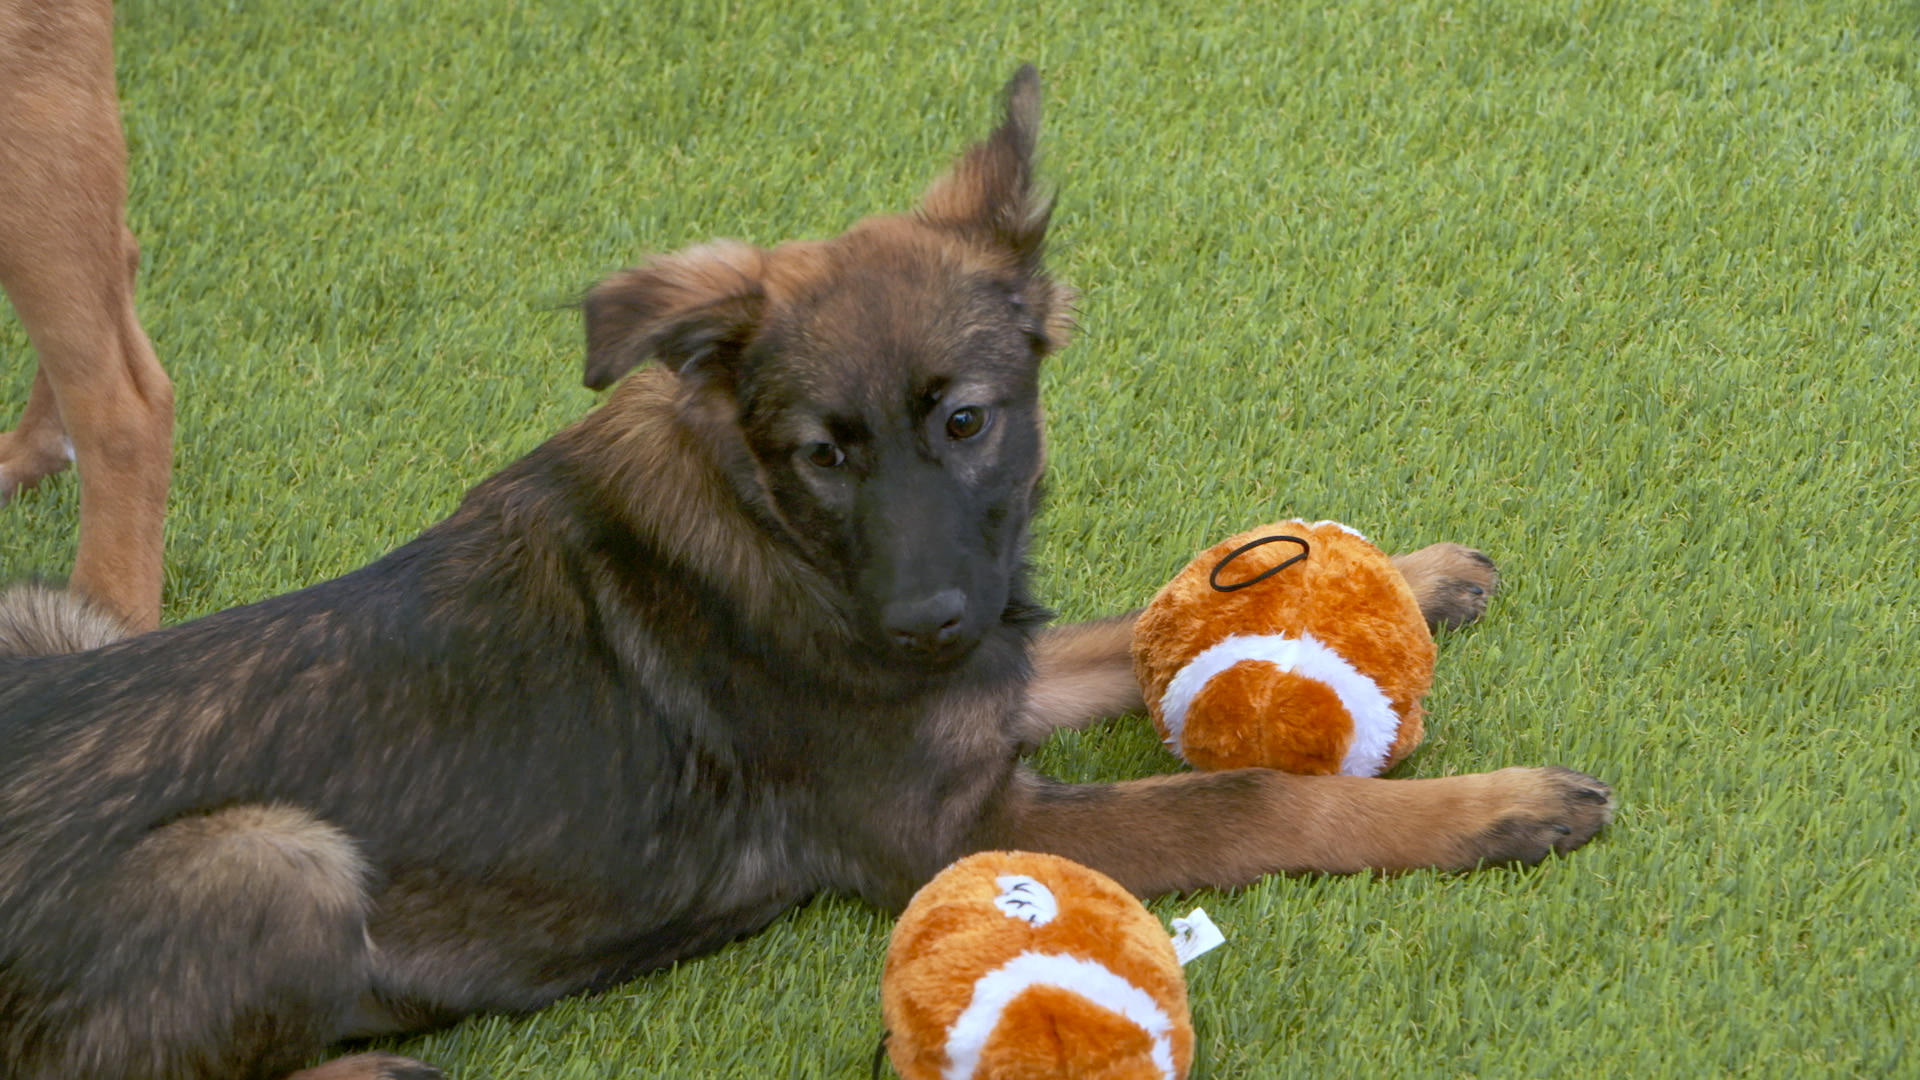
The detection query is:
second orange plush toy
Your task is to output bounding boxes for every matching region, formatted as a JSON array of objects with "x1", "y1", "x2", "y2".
[
  {"x1": 882, "y1": 851, "x2": 1195, "y2": 1080},
  {"x1": 1131, "y1": 519, "x2": 1435, "y2": 777}
]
